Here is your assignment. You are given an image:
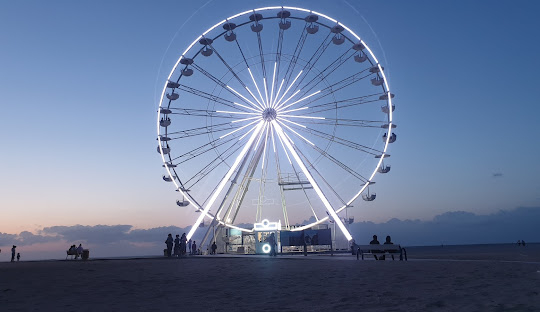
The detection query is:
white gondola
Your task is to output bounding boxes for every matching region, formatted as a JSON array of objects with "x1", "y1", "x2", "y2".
[
  {"x1": 158, "y1": 145, "x2": 170, "y2": 154},
  {"x1": 224, "y1": 32, "x2": 236, "y2": 41},
  {"x1": 201, "y1": 47, "x2": 213, "y2": 57},
  {"x1": 378, "y1": 165, "x2": 391, "y2": 173},
  {"x1": 362, "y1": 193, "x2": 376, "y2": 201},
  {"x1": 381, "y1": 104, "x2": 395, "y2": 114},
  {"x1": 279, "y1": 20, "x2": 291, "y2": 30},
  {"x1": 371, "y1": 77, "x2": 384, "y2": 86},
  {"x1": 166, "y1": 92, "x2": 179, "y2": 100},
  {"x1": 163, "y1": 175, "x2": 174, "y2": 182},
  {"x1": 181, "y1": 68, "x2": 193, "y2": 76},
  {"x1": 332, "y1": 35, "x2": 345, "y2": 45},
  {"x1": 160, "y1": 108, "x2": 171, "y2": 115},
  {"x1": 354, "y1": 52, "x2": 367, "y2": 63},
  {"x1": 382, "y1": 132, "x2": 396, "y2": 143},
  {"x1": 176, "y1": 199, "x2": 190, "y2": 207},
  {"x1": 160, "y1": 118, "x2": 171, "y2": 127},
  {"x1": 379, "y1": 93, "x2": 395, "y2": 100},
  {"x1": 306, "y1": 24, "x2": 319, "y2": 34},
  {"x1": 167, "y1": 81, "x2": 180, "y2": 89}
]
